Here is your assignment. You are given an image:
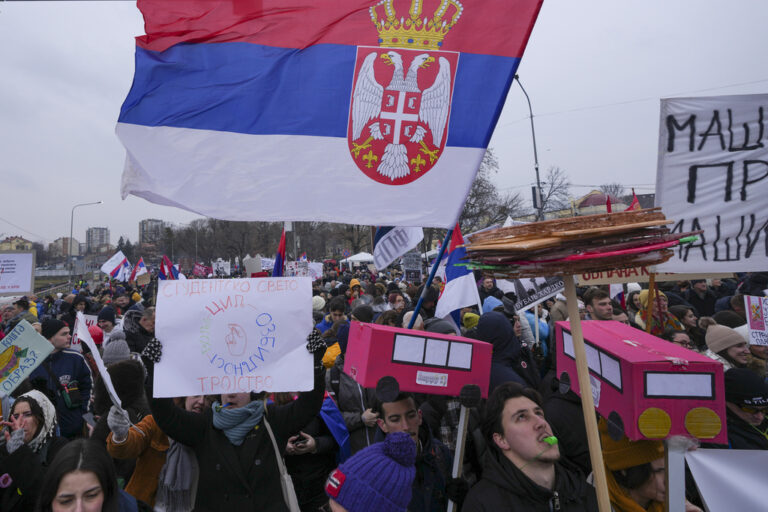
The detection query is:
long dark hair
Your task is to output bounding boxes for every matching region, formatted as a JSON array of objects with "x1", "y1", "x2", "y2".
[
  {"x1": 11, "y1": 396, "x2": 44, "y2": 439},
  {"x1": 37, "y1": 440, "x2": 119, "y2": 512}
]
